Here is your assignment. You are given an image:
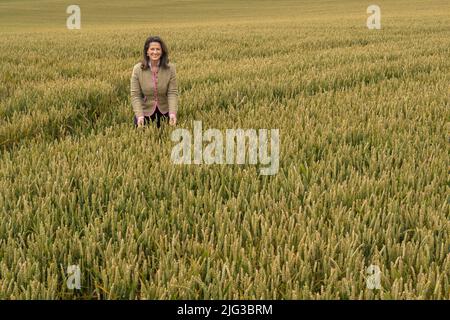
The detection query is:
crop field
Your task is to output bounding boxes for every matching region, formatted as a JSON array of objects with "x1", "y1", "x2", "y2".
[{"x1": 0, "y1": 0, "x2": 449, "y2": 299}]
